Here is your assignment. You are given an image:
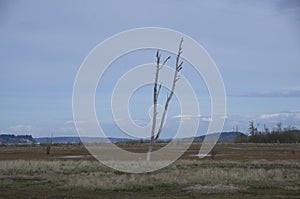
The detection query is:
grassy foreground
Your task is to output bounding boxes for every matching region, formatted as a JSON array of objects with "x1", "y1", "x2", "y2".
[{"x1": 0, "y1": 144, "x2": 299, "y2": 198}]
